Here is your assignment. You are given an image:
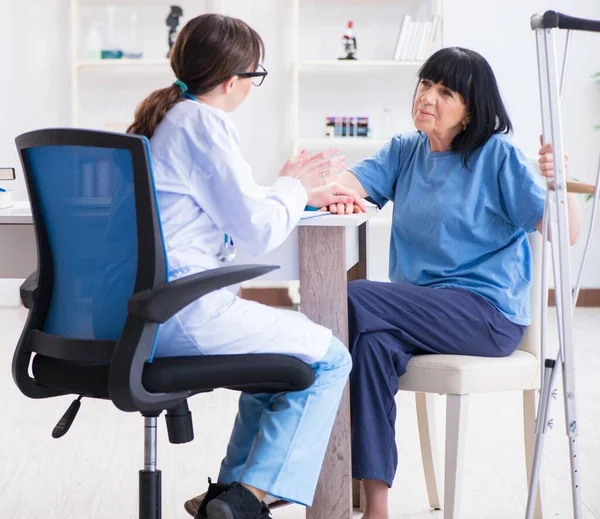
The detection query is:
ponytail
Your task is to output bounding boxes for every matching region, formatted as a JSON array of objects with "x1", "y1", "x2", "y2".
[
  {"x1": 127, "y1": 13, "x2": 264, "y2": 139},
  {"x1": 126, "y1": 85, "x2": 182, "y2": 139}
]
